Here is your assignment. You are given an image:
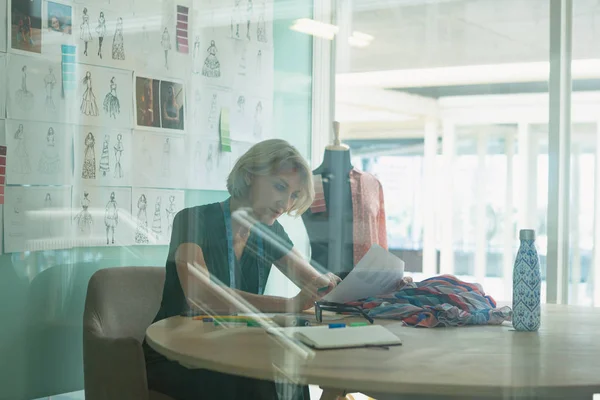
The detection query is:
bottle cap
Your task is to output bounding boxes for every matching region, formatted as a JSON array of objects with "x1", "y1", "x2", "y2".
[{"x1": 520, "y1": 229, "x2": 535, "y2": 240}]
